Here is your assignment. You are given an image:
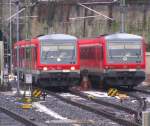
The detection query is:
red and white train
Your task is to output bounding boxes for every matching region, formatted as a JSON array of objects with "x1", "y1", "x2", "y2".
[
  {"x1": 79, "y1": 33, "x2": 146, "y2": 89},
  {"x1": 13, "y1": 34, "x2": 80, "y2": 87}
]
